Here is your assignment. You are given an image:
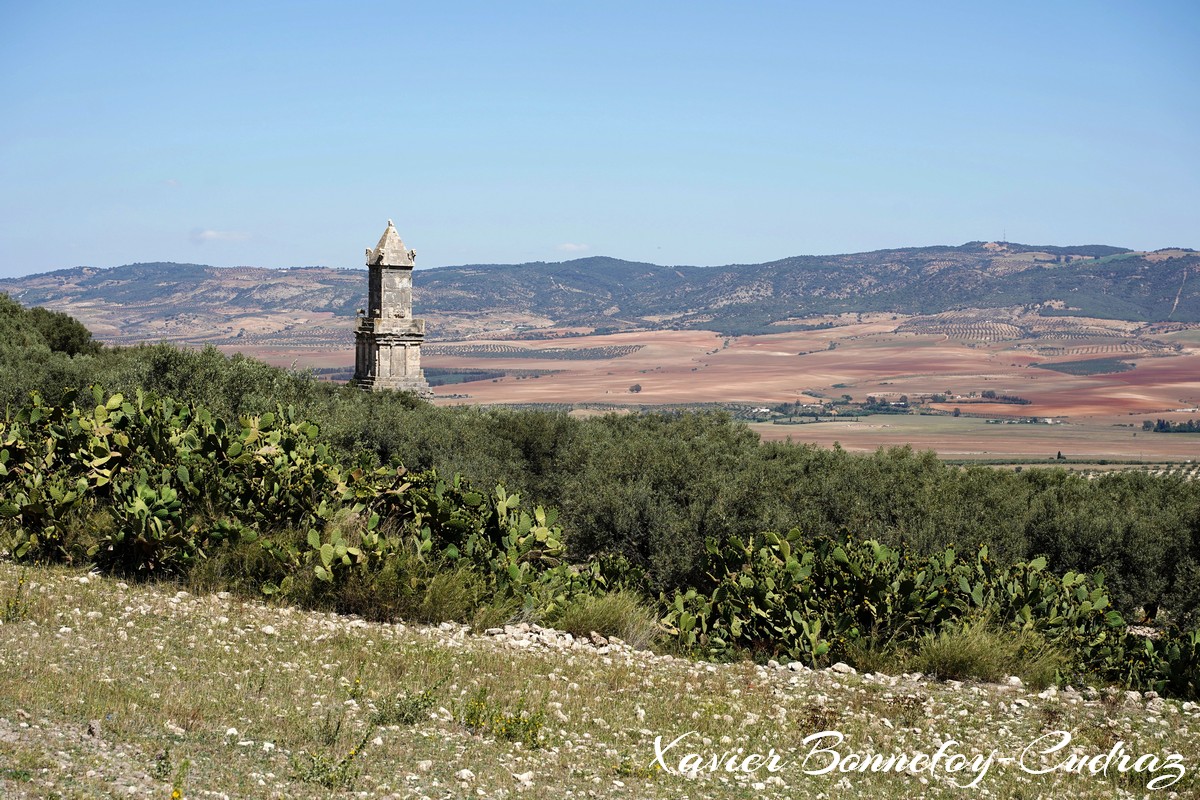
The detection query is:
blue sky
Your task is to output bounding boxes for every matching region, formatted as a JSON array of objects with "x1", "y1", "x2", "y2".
[{"x1": 1, "y1": 1, "x2": 1196, "y2": 277}]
